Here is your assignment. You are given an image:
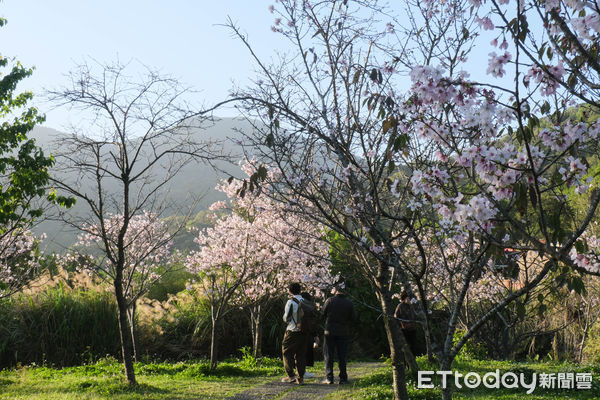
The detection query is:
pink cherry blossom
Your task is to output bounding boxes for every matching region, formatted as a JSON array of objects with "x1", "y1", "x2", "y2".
[{"x1": 486, "y1": 52, "x2": 511, "y2": 77}]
